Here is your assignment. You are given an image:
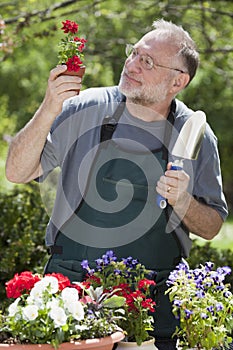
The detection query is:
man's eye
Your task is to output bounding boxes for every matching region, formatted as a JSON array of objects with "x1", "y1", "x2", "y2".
[{"x1": 145, "y1": 57, "x2": 152, "y2": 66}]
